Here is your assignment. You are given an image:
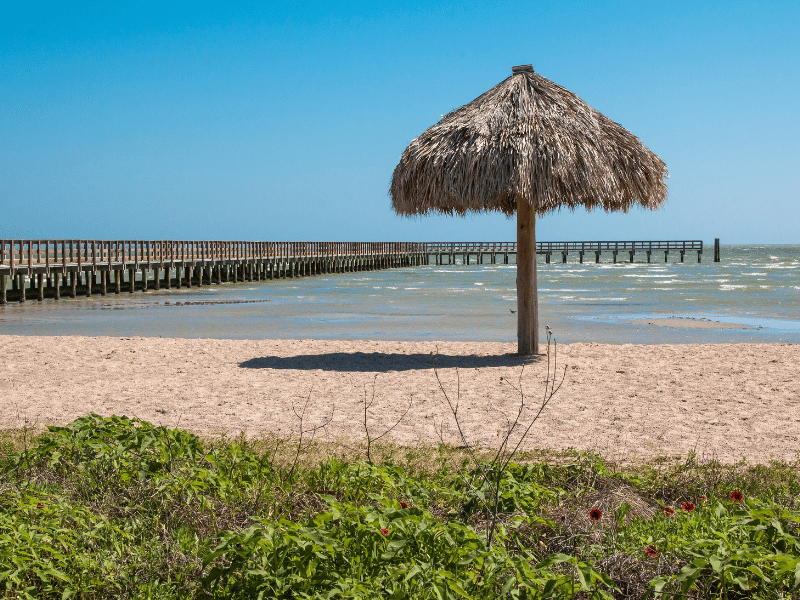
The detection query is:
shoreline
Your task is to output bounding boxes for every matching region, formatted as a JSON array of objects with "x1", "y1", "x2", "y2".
[{"x1": 1, "y1": 335, "x2": 798, "y2": 464}]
